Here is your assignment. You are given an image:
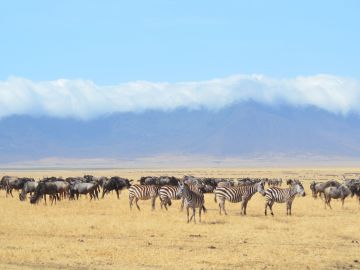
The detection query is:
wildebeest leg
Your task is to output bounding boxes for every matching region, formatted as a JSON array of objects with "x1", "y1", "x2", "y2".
[
  {"x1": 186, "y1": 207, "x2": 190, "y2": 223},
  {"x1": 116, "y1": 190, "x2": 119, "y2": 199},
  {"x1": 94, "y1": 189, "x2": 99, "y2": 200},
  {"x1": 101, "y1": 190, "x2": 106, "y2": 199},
  {"x1": 199, "y1": 206, "x2": 202, "y2": 223},
  {"x1": 135, "y1": 198, "x2": 141, "y2": 211},
  {"x1": 44, "y1": 194, "x2": 47, "y2": 205},
  {"x1": 341, "y1": 198, "x2": 345, "y2": 208}
]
